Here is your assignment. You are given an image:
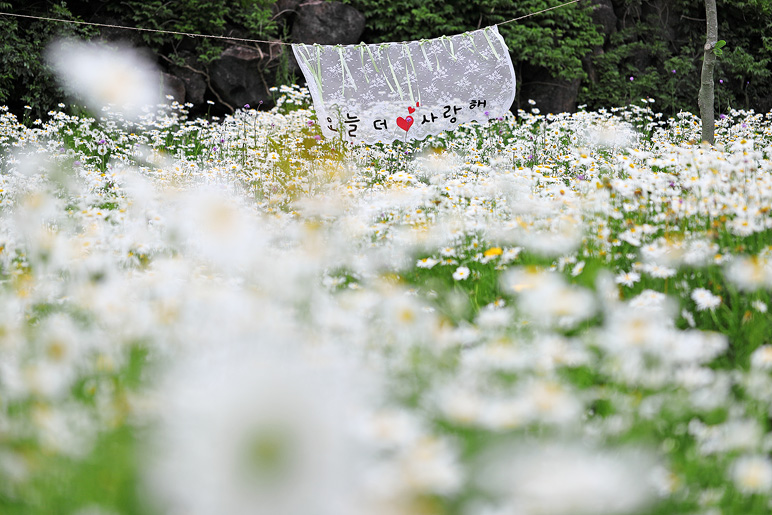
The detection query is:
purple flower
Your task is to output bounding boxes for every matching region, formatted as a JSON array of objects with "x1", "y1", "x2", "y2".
[
  {"x1": 719, "y1": 79, "x2": 723, "y2": 84},
  {"x1": 672, "y1": 69, "x2": 676, "y2": 74},
  {"x1": 720, "y1": 114, "x2": 727, "y2": 119},
  {"x1": 629, "y1": 76, "x2": 634, "y2": 81},
  {"x1": 577, "y1": 174, "x2": 586, "y2": 180},
  {"x1": 484, "y1": 110, "x2": 490, "y2": 117},
  {"x1": 99, "y1": 139, "x2": 106, "y2": 144},
  {"x1": 244, "y1": 104, "x2": 250, "y2": 109},
  {"x1": 313, "y1": 135, "x2": 321, "y2": 141}
]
